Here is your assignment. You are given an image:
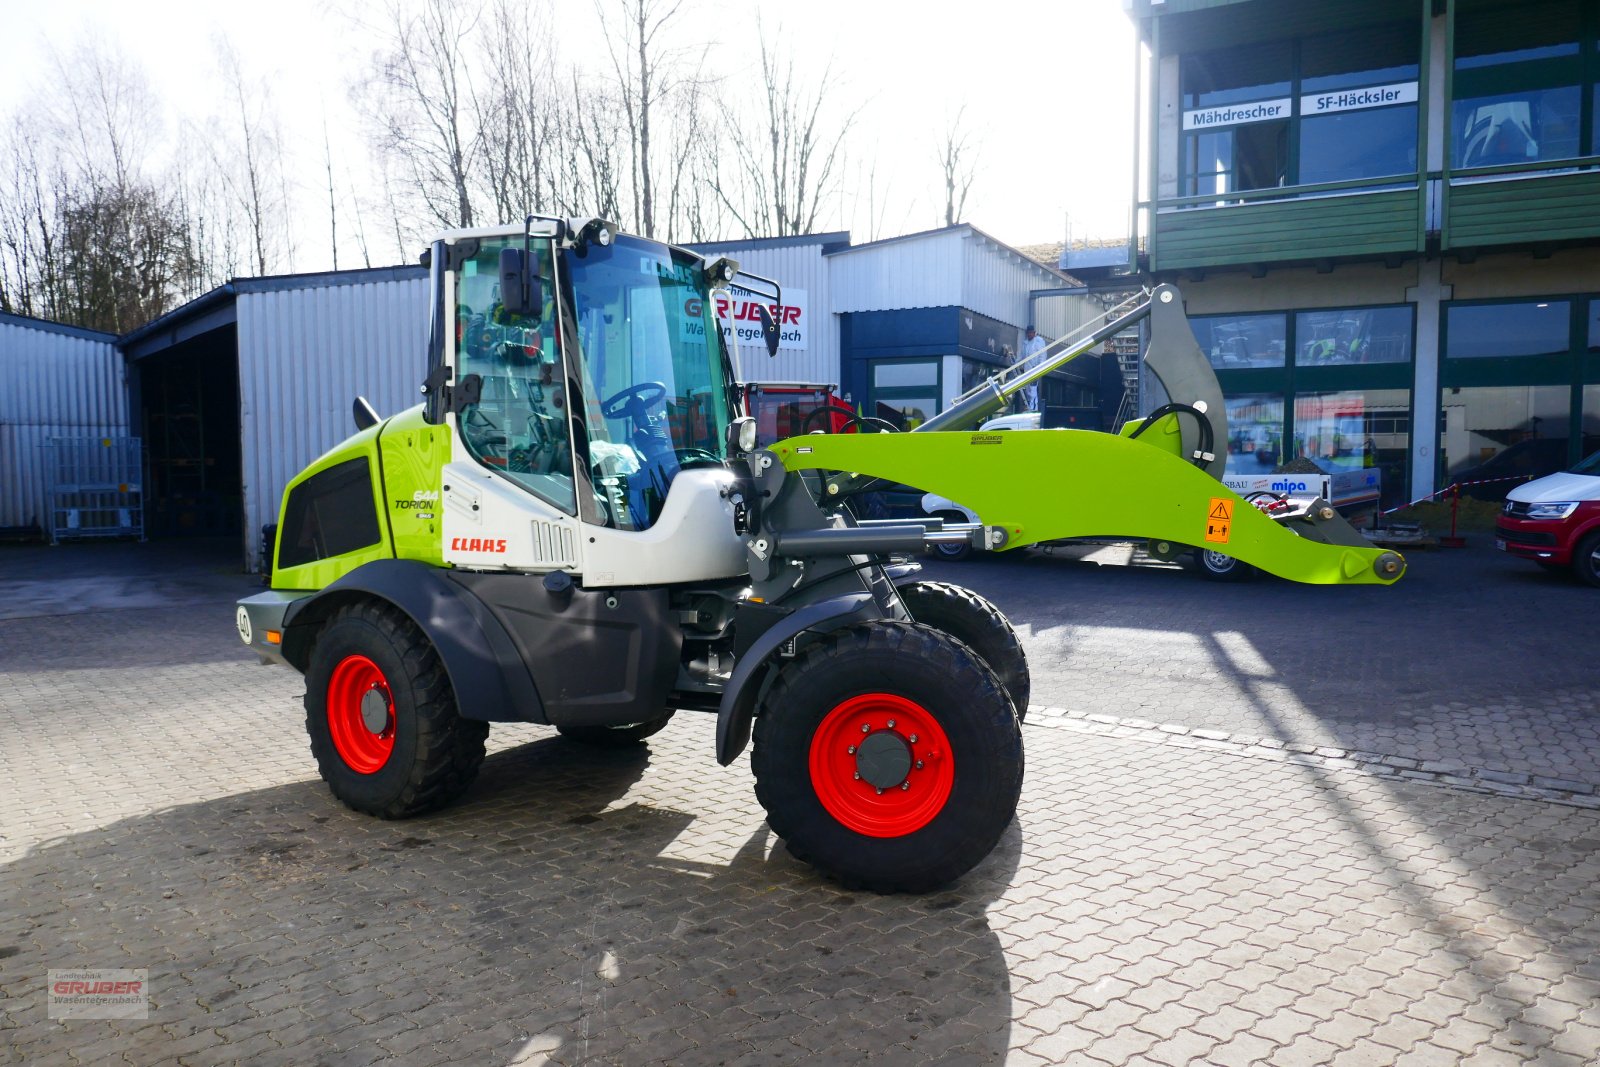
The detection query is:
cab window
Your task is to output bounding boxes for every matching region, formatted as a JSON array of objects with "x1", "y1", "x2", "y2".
[{"x1": 454, "y1": 237, "x2": 576, "y2": 514}]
